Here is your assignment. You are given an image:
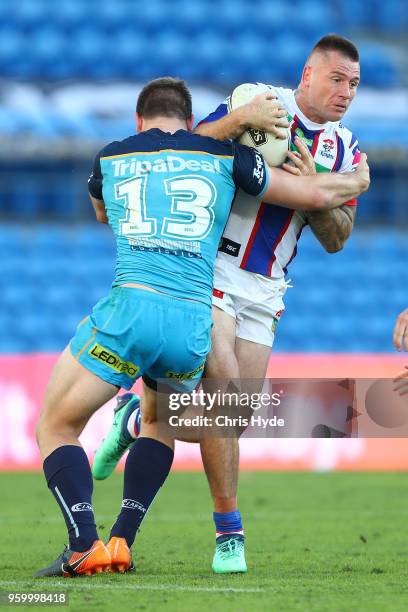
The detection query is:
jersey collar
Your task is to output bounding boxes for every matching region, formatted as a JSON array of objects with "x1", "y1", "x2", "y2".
[{"x1": 290, "y1": 90, "x2": 338, "y2": 132}]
